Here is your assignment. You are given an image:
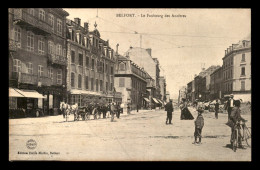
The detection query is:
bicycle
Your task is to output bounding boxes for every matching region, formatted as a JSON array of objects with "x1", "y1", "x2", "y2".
[{"x1": 231, "y1": 120, "x2": 251, "y2": 152}]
